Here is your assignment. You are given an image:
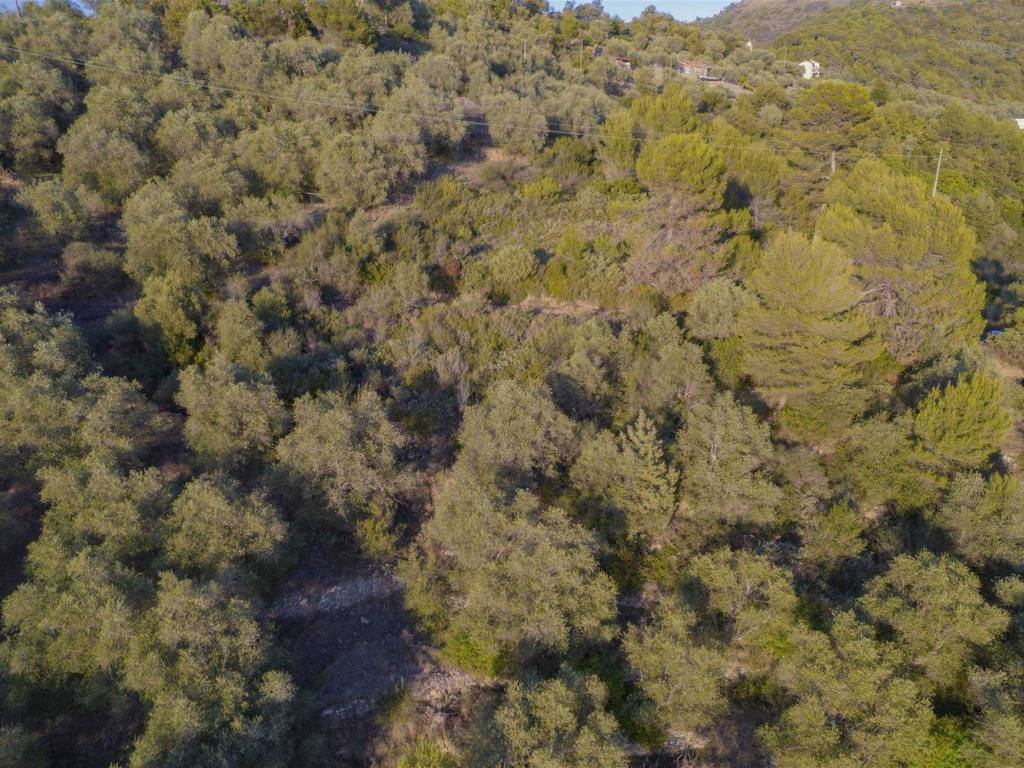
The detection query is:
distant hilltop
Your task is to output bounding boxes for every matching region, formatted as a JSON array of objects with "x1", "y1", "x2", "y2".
[{"x1": 706, "y1": 0, "x2": 954, "y2": 43}]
